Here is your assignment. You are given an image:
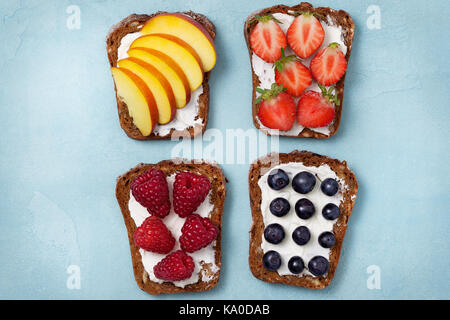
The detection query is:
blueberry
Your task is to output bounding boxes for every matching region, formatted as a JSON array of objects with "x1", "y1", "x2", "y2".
[
  {"x1": 322, "y1": 203, "x2": 340, "y2": 220},
  {"x1": 263, "y1": 250, "x2": 281, "y2": 271},
  {"x1": 295, "y1": 198, "x2": 315, "y2": 219},
  {"x1": 308, "y1": 256, "x2": 329, "y2": 276},
  {"x1": 292, "y1": 226, "x2": 311, "y2": 245},
  {"x1": 267, "y1": 169, "x2": 289, "y2": 190},
  {"x1": 321, "y1": 178, "x2": 339, "y2": 196},
  {"x1": 318, "y1": 231, "x2": 336, "y2": 248},
  {"x1": 288, "y1": 256, "x2": 305, "y2": 274},
  {"x1": 292, "y1": 171, "x2": 316, "y2": 194},
  {"x1": 269, "y1": 198, "x2": 290, "y2": 217},
  {"x1": 264, "y1": 224, "x2": 285, "y2": 244}
]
